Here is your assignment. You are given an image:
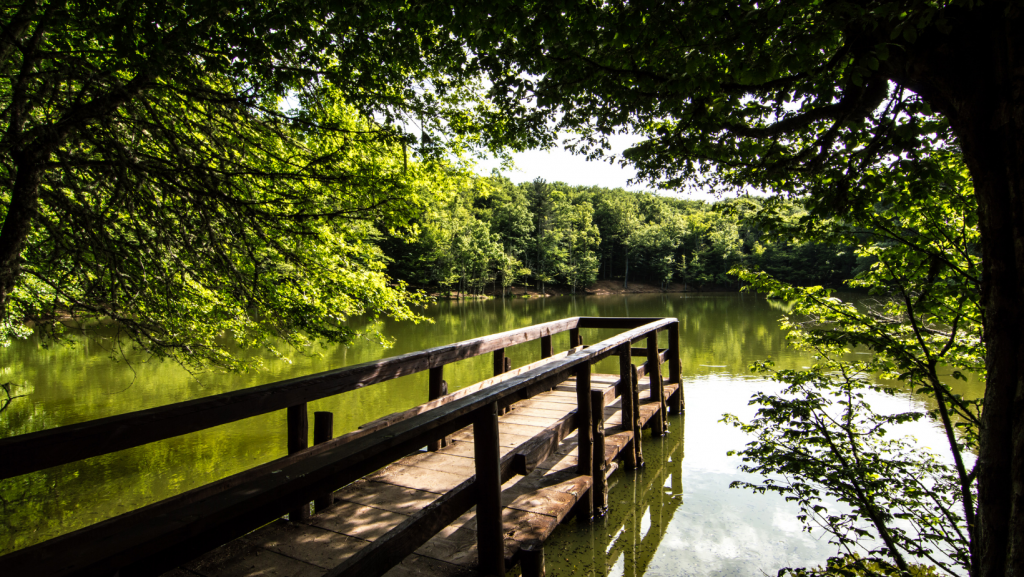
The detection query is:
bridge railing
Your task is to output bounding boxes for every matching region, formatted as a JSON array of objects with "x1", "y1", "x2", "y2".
[{"x1": 0, "y1": 316, "x2": 682, "y2": 577}]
